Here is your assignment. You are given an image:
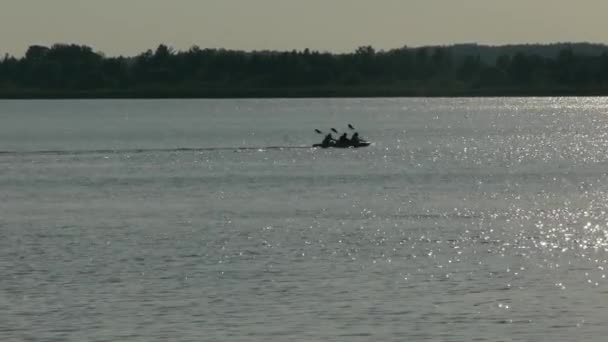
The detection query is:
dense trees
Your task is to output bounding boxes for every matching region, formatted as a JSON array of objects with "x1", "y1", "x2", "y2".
[{"x1": 2, "y1": 43, "x2": 608, "y2": 97}]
